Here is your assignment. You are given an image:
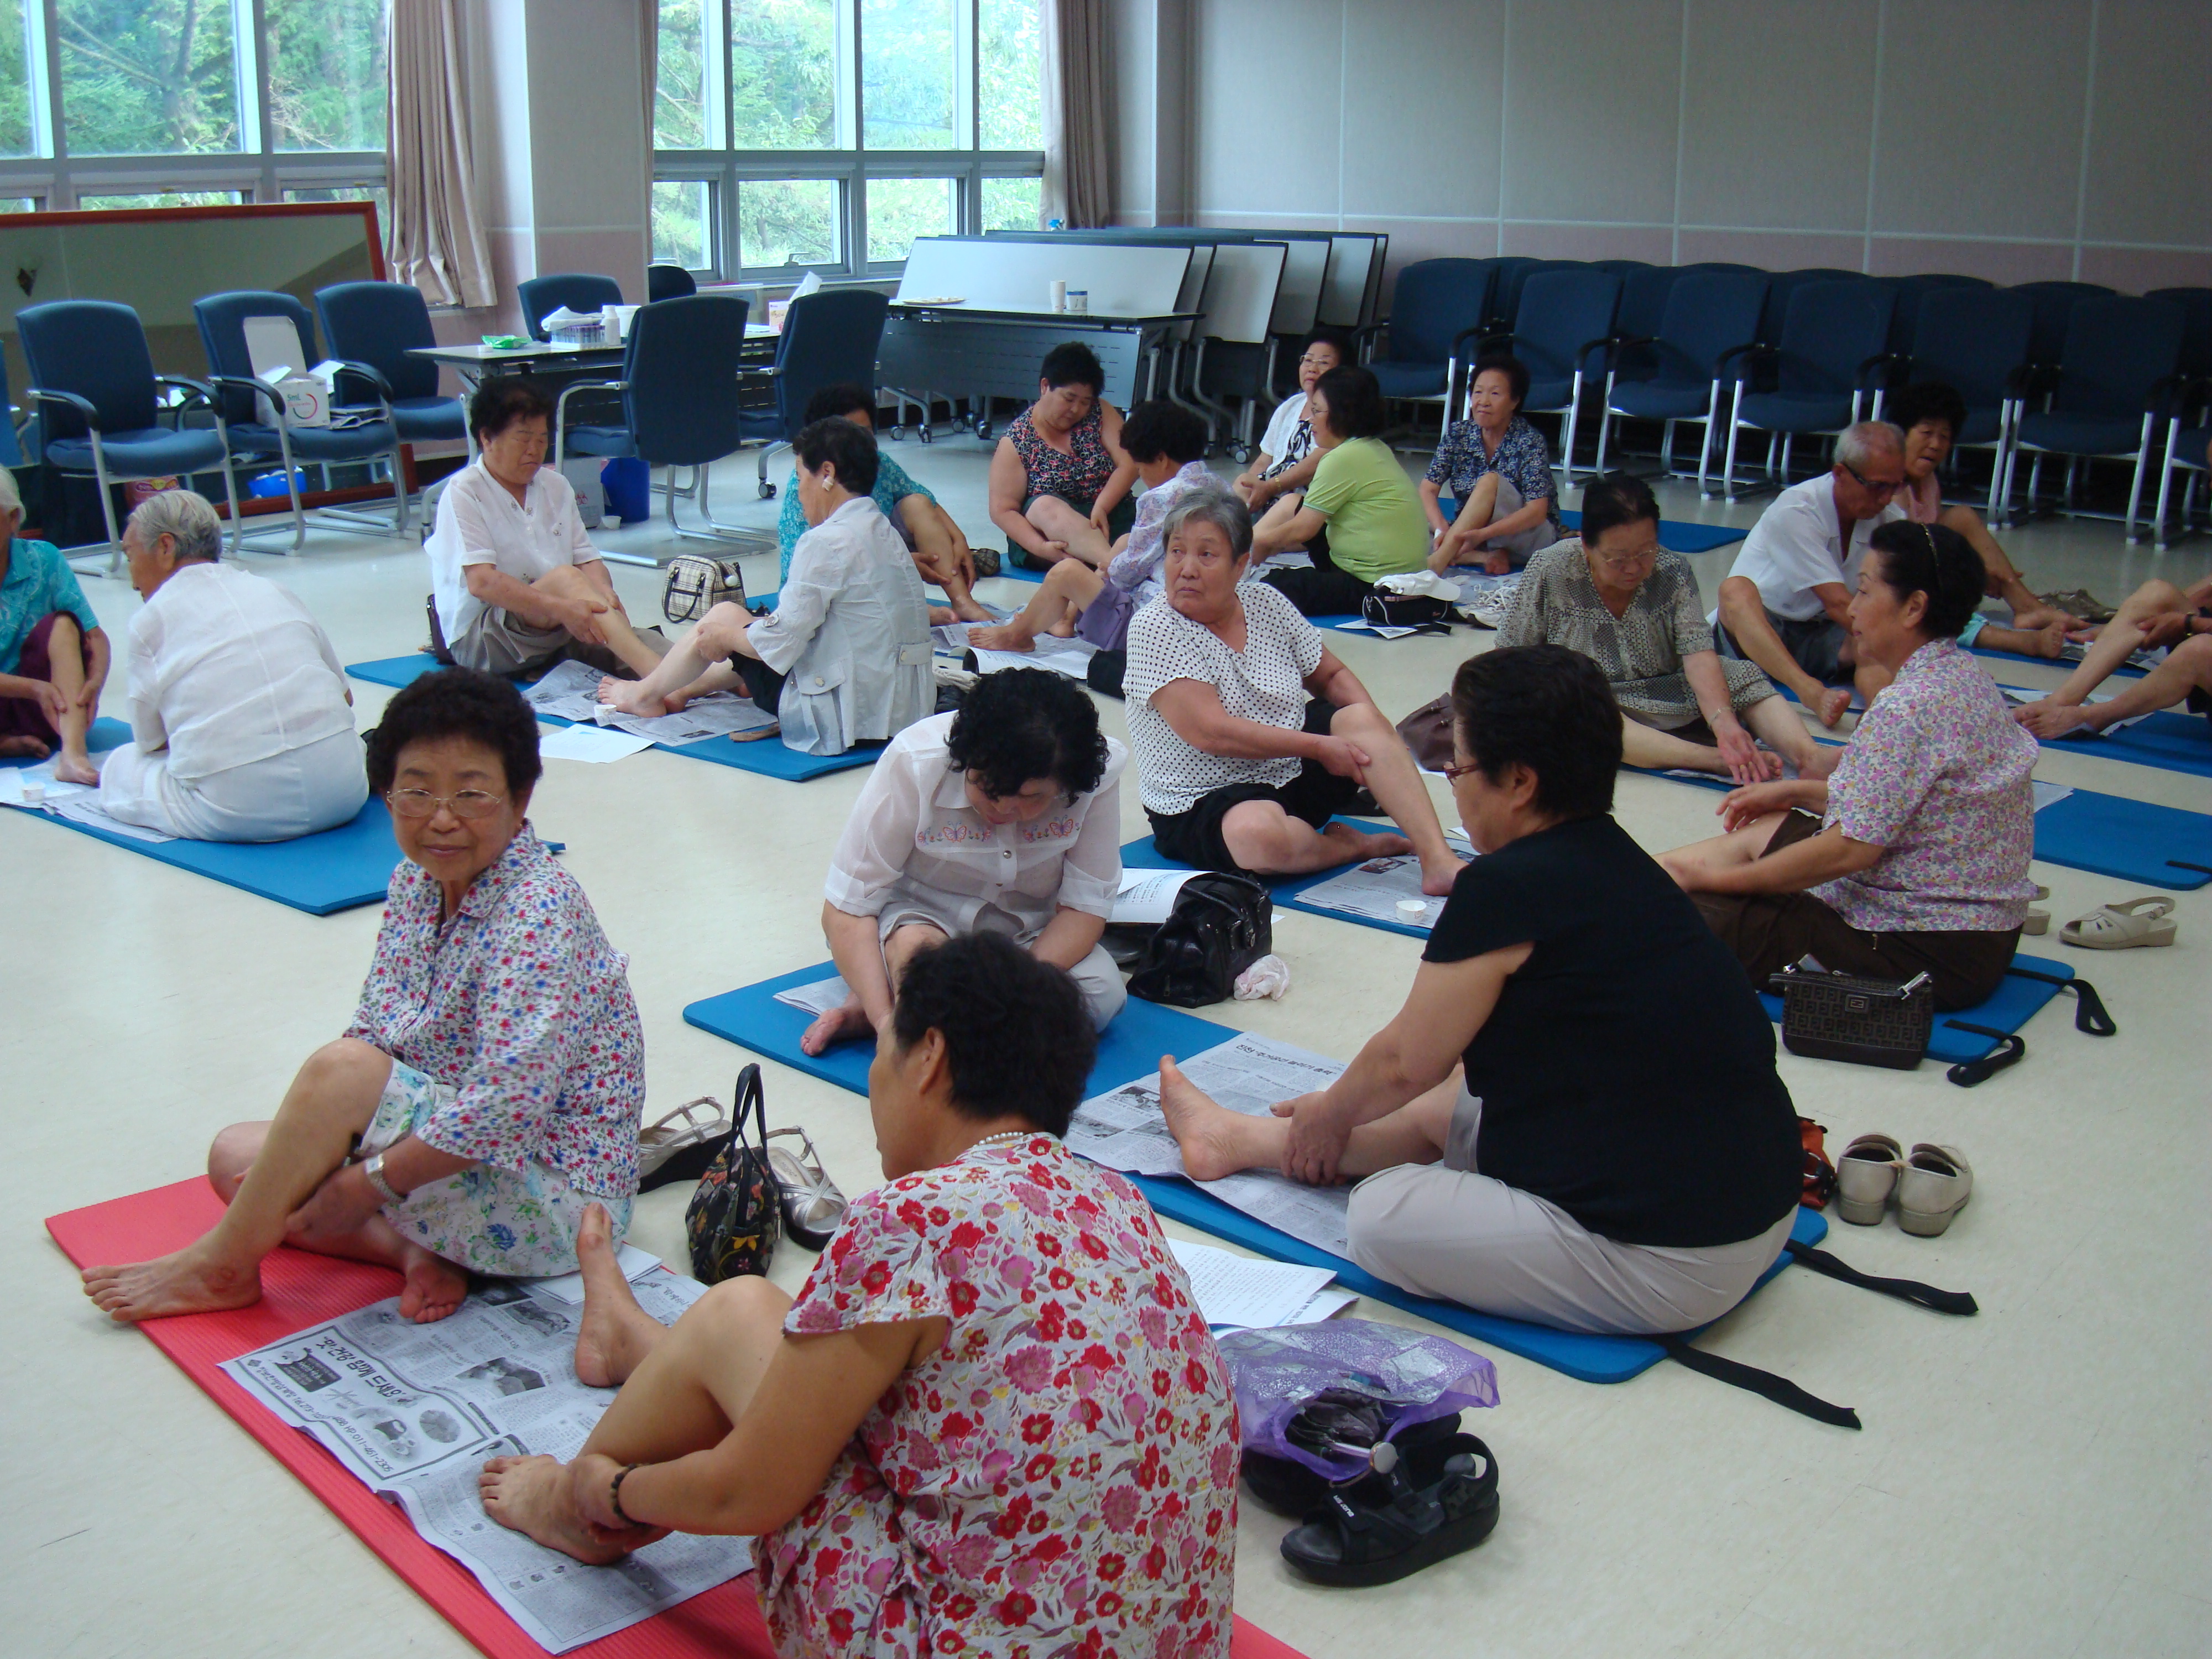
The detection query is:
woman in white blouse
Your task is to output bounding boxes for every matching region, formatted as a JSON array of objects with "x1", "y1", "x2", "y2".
[
  {"x1": 599, "y1": 419, "x2": 933, "y2": 755},
  {"x1": 96, "y1": 492, "x2": 367, "y2": 841},
  {"x1": 1232, "y1": 328, "x2": 1350, "y2": 517},
  {"x1": 801, "y1": 667, "x2": 1126, "y2": 1054}
]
